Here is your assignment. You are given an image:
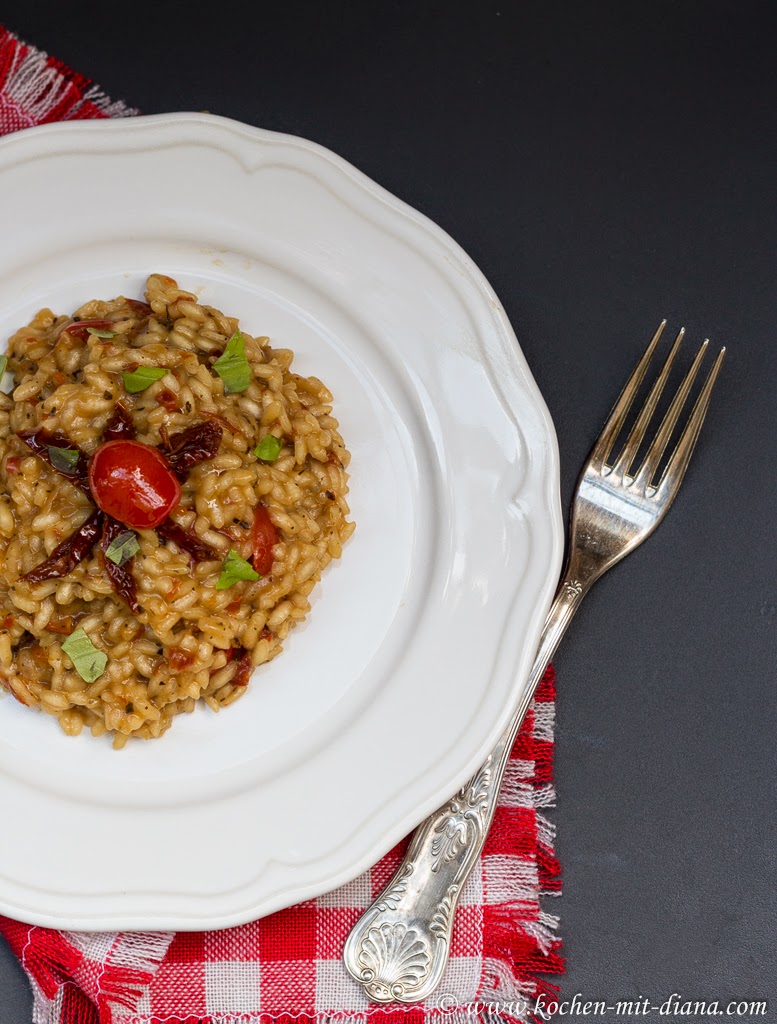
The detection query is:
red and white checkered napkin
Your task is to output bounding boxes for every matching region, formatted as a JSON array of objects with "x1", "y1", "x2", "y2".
[{"x1": 0, "y1": 24, "x2": 564, "y2": 1024}]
